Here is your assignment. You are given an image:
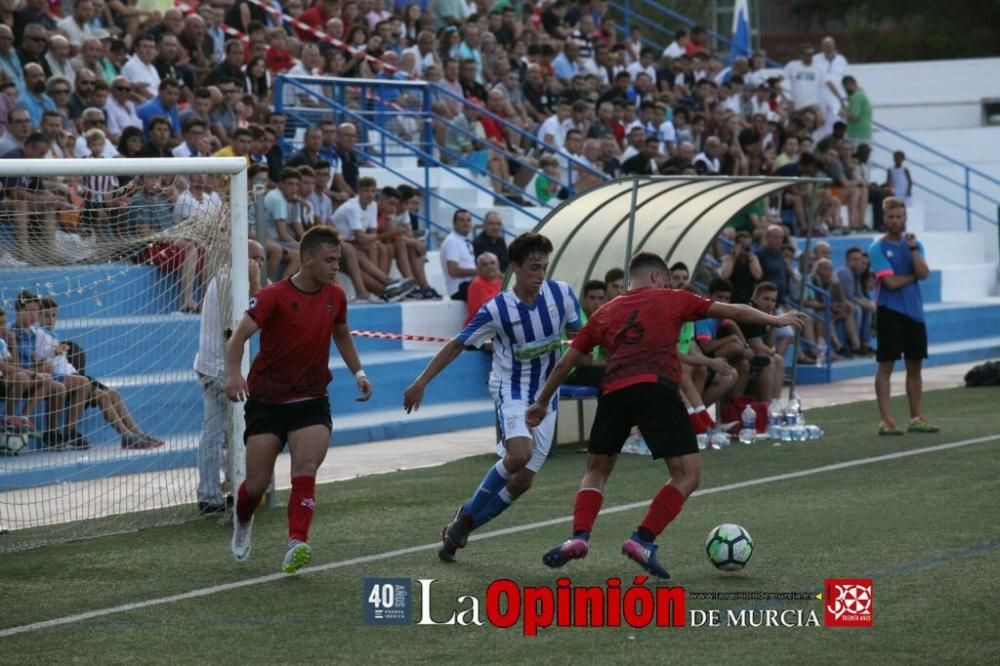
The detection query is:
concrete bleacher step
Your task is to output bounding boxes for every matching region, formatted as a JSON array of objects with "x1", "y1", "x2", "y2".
[
  {"x1": 936, "y1": 263, "x2": 998, "y2": 301},
  {"x1": 59, "y1": 347, "x2": 490, "y2": 441},
  {"x1": 795, "y1": 335, "x2": 1000, "y2": 384}
]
